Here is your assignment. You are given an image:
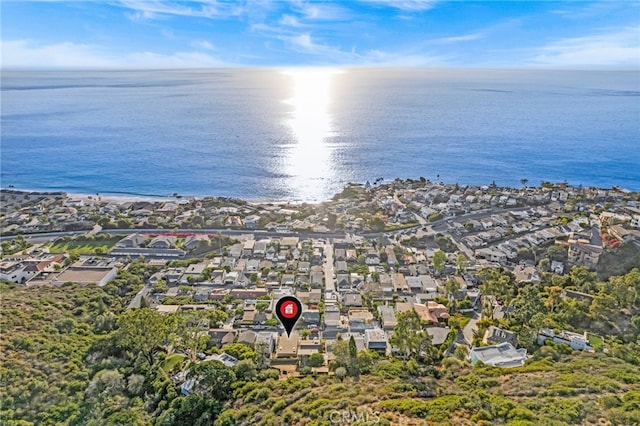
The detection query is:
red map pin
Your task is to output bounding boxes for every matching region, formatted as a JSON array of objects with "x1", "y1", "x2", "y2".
[{"x1": 275, "y1": 296, "x2": 302, "y2": 337}]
